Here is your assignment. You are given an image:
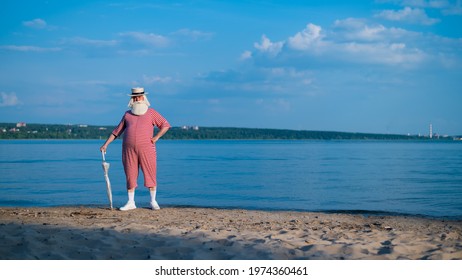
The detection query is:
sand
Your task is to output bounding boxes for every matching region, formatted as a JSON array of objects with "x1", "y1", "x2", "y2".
[{"x1": 0, "y1": 206, "x2": 461, "y2": 260}]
